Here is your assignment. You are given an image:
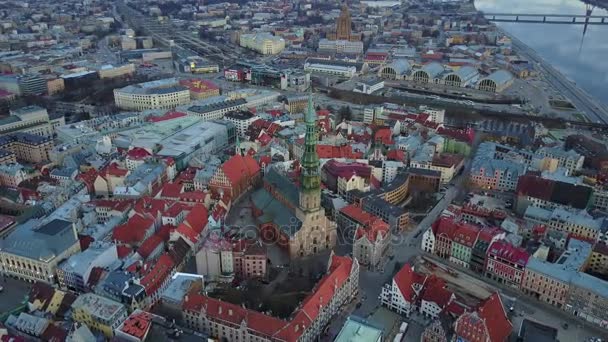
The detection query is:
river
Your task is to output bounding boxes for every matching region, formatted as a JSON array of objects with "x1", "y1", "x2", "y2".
[{"x1": 475, "y1": 0, "x2": 608, "y2": 106}]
